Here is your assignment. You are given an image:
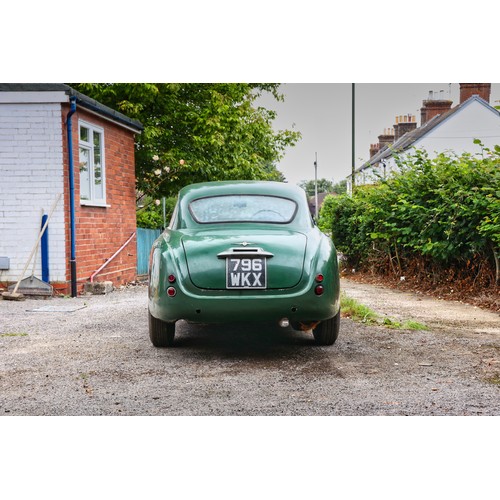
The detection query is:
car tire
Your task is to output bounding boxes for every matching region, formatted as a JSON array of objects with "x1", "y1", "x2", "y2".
[
  {"x1": 149, "y1": 310, "x2": 176, "y2": 347},
  {"x1": 313, "y1": 310, "x2": 340, "y2": 346}
]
